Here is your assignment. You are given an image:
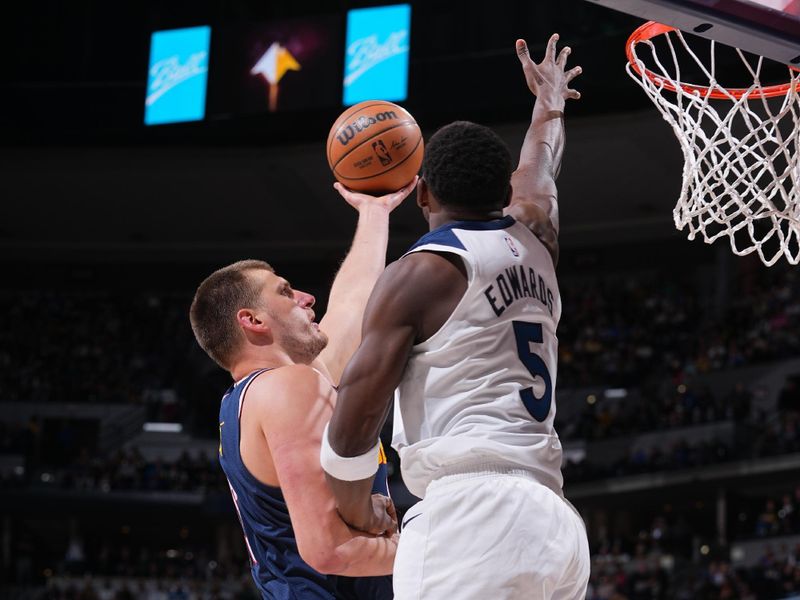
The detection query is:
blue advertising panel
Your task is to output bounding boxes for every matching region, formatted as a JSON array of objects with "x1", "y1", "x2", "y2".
[
  {"x1": 343, "y1": 4, "x2": 411, "y2": 106},
  {"x1": 145, "y1": 26, "x2": 211, "y2": 126}
]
